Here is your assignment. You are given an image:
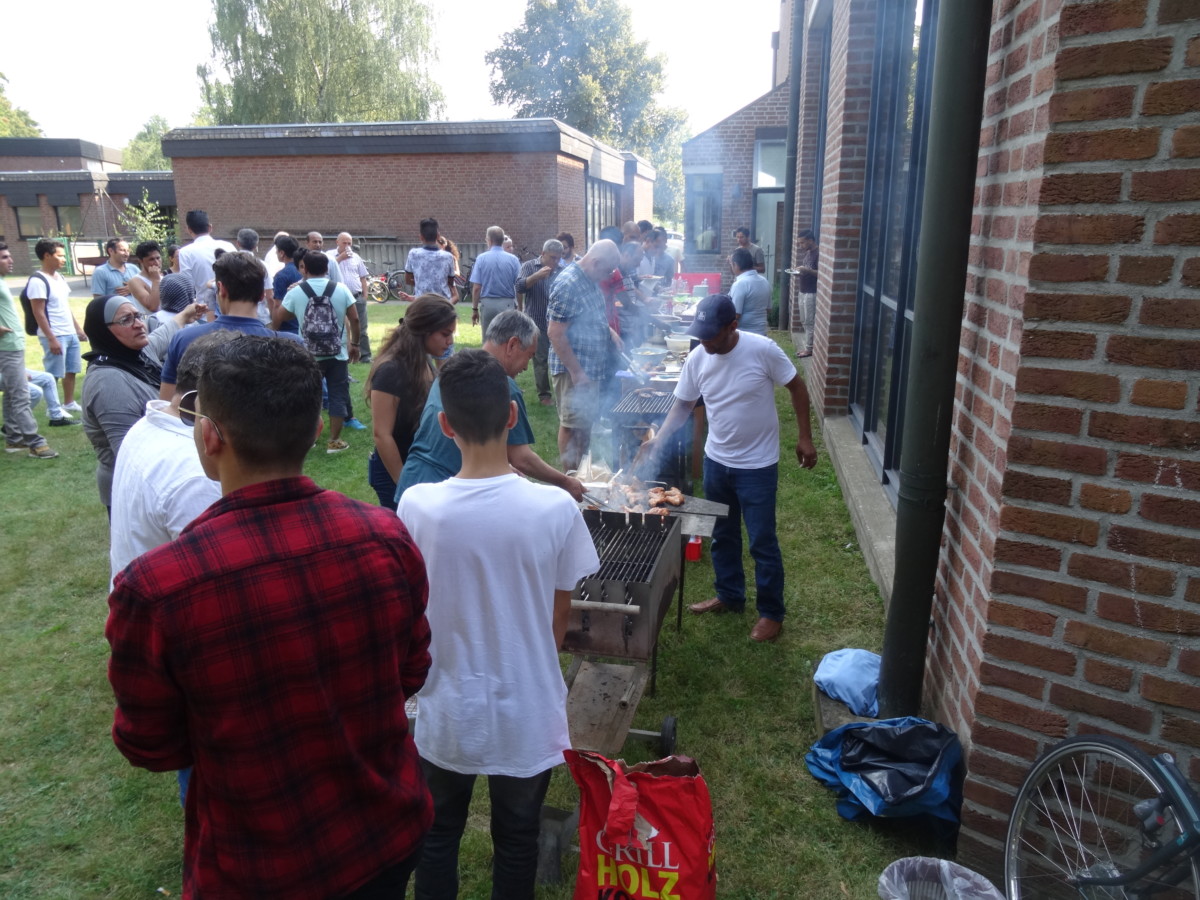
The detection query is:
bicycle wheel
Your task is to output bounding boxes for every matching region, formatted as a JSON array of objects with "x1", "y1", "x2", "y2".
[
  {"x1": 367, "y1": 279, "x2": 389, "y2": 303},
  {"x1": 1005, "y1": 735, "x2": 1200, "y2": 900},
  {"x1": 386, "y1": 272, "x2": 407, "y2": 301}
]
